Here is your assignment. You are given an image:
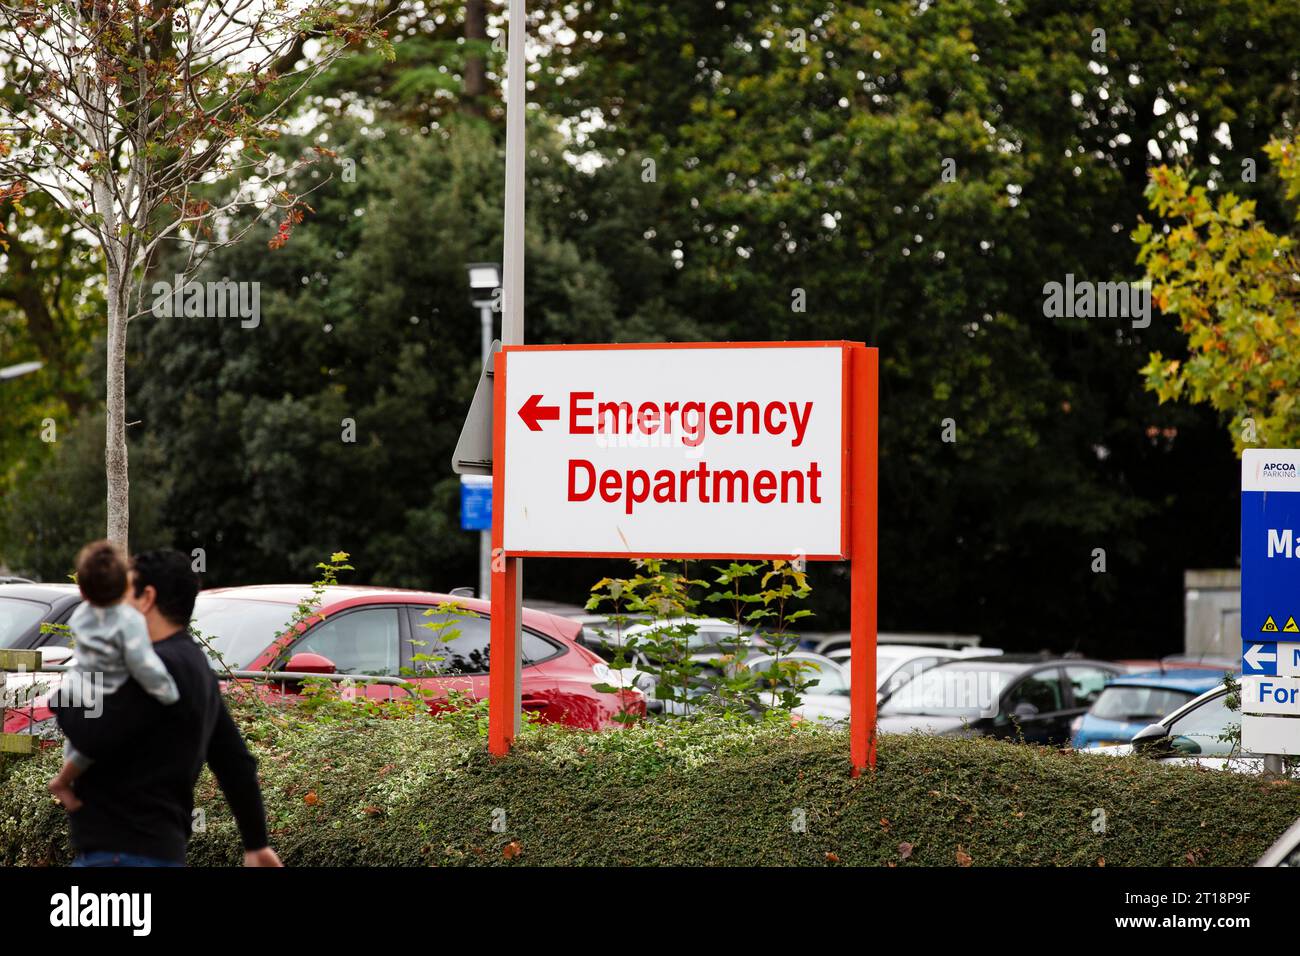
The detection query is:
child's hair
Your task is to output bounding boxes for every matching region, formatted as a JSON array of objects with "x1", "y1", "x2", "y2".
[{"x1": 75, "y1": 539, "x2": 129, "y2": 607}]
